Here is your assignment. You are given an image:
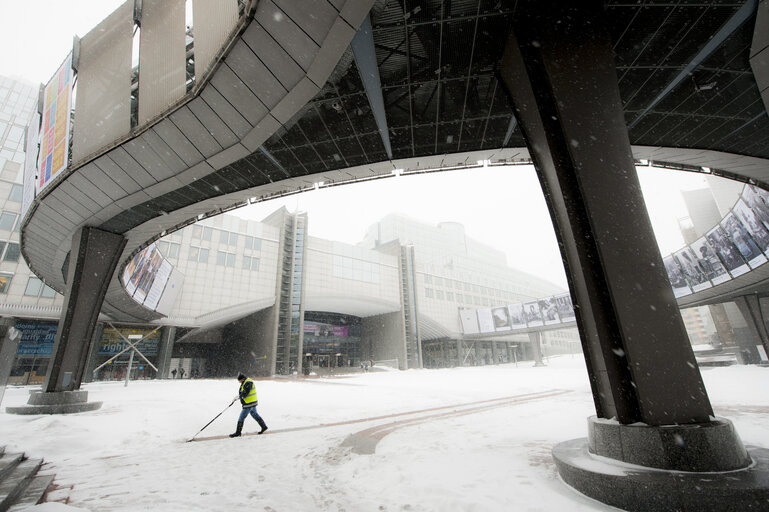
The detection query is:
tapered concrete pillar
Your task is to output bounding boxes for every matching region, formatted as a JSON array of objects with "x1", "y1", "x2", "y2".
[
  {"x1": 498, "y1": 3, "x2": 766, "y2": 510},
  {"x1": 8, "y1": 227, "x2": 126, "y2": 414},
  {"x1": 733, "y1": 295, "x2": 769, "y2": 363},
  {"x1": 527, "y1": 331, "x2": 545, "y2": 367}
]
